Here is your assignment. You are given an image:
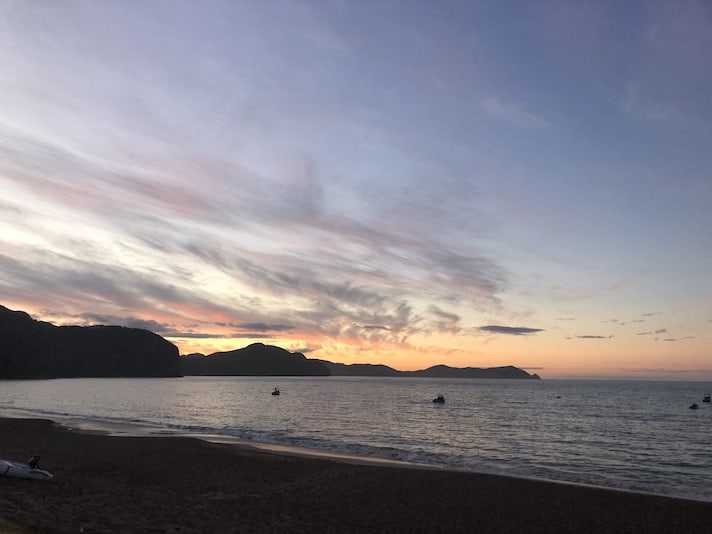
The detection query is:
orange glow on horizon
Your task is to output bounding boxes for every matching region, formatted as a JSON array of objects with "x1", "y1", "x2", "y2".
[
  {"x1": 9, "y1": 302, "x2": 711, "y2": 381},
  {"x1": 166, "y1": 331, "x2": 712, "y2": 381}
]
